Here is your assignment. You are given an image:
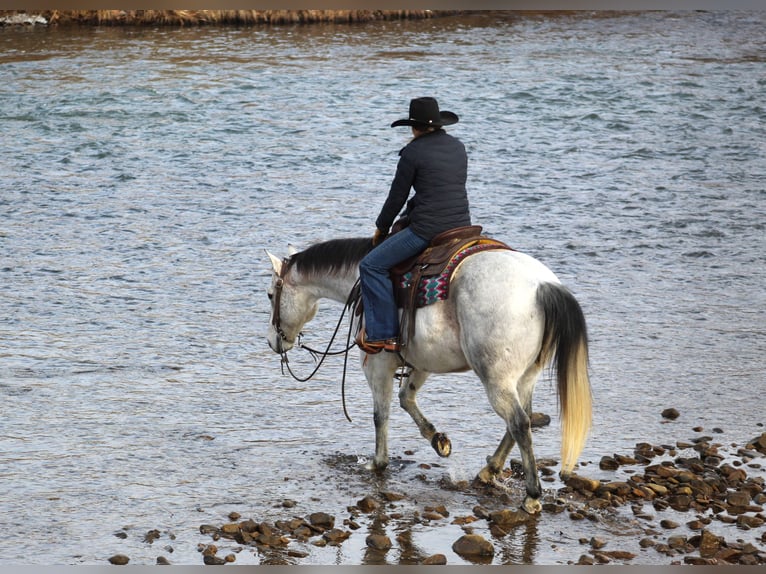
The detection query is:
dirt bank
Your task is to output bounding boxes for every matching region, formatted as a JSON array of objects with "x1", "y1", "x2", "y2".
[{"x1": 0, "y1": 10, "x2": 457, "y2": 27}]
